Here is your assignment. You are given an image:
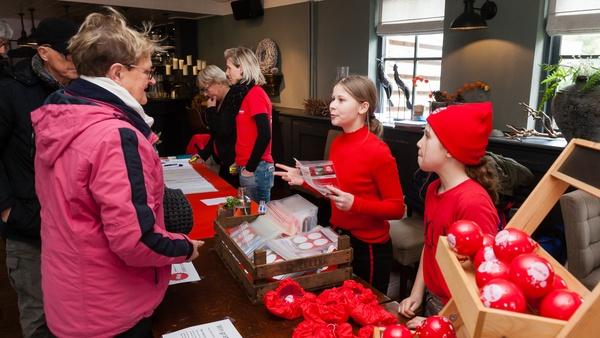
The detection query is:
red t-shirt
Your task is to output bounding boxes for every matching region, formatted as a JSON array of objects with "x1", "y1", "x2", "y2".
[
  {"x1": 235, "y1": 86, "x2": 273, "y2": 166},
  {"x1": 422, "y1": 178, "x2": 499, "y2": 303},
  {"x1": 329, "y1": 127, "x2": 405, "y2": 243}
]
